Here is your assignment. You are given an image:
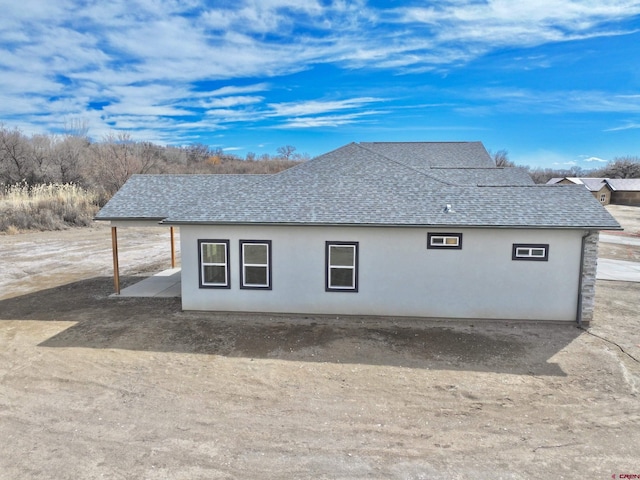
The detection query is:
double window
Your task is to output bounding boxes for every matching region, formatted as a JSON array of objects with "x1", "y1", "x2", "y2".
[
  {"x1": 427, "y1": 233, "x2": 462, "y2": 249},
  {"x1": 198, "y1": 240, "x2": 230, "y2": 288},
  {"x1": 512, "y1": 244, "x2": 549, "y2": 261},
  {"x1": 240, "y1": 240, "x2": 272, "y2": 289},
  {"x1": 198, "y1": 239, "x2": 272, "y2": 289},
  {"x1": 326, "y1": 242, "x2": 359, "y2": 292}
]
